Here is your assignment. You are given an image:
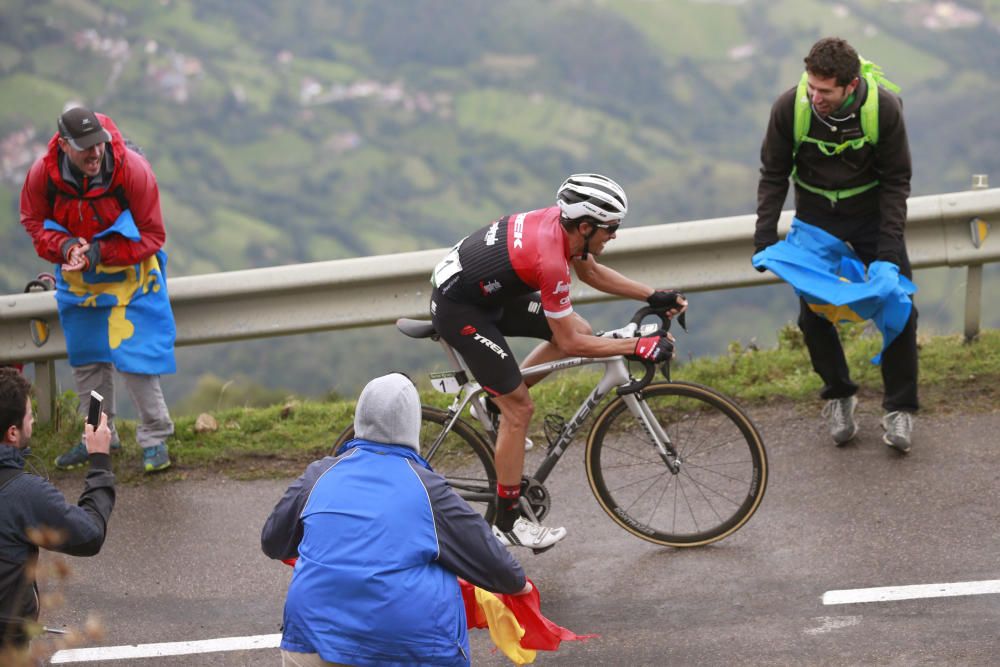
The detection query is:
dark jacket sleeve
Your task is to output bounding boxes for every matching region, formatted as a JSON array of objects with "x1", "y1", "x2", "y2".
[
  {"x1": 98, "y1": 151, "x2": 167, "y2": 266},
  {"x1": 20, "y1": 454, "x2": 115, "y2": 557},
  {"x1": 260, "y1": 457, "x2": 337, "y2": 561},
  {"x1": 873, "y1": 88, "x2": 912, "y2": 264},
  {"x1": 754, "y1": 87, "x2": 796, "y2": 250},
  {"x1": 414, "y1": 465, "x2": 526, "y2": 595}
]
